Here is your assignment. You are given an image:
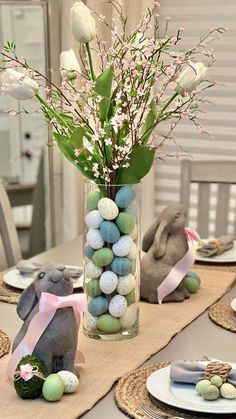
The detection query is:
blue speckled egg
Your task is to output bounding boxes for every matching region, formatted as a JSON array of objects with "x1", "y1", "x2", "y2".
[
  {"x1": 84, "y1": 244, "x2": 96, "y2": 260},
  {"x1": 86, "y1": 228, "x2": 104, "y2": 249},
  {"x1": 111, "y1": 257, "x2": 133, "y2": 276},
  {"x1": 85, "y1": 260, "x2": 103, "y2": 279},
  {"x1": 112, "y1": 235, "x2": 132, "y2": 257},
  {"x1": 88, "y1": 296, "x2": 108, "y2": 317},
  {"x1": 98, "y1": 198, "x2": 119, "y2": 220},
  {"x1": 115, "y1": 186, "x2": 136, "y2": 209},
  {"x1": 109, "y1": 295, "x2": 128, "y2": 317},
  {"x1": 100, "y1": 221, "x2": 120, "y2": 244},
  {"x1": 85, "y1": 210, "x2": 104, "y2": 229},
  {"x1": 100, "y1": 271, "x2": 118, "y2": 294}
]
